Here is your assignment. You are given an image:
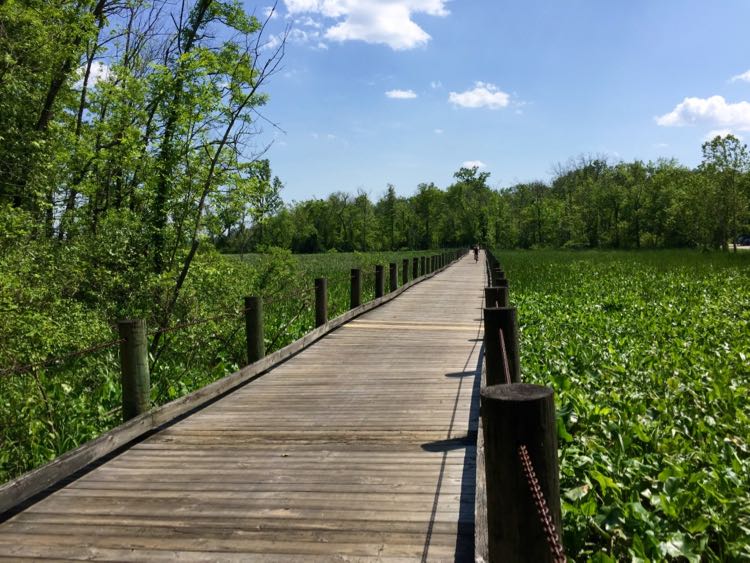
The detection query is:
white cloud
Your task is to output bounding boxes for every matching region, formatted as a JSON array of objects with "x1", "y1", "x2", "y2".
[
  {"x1": 653, "y1": 142, "x2": 669, "y2": 149},
  {"x1": 89, "y1": 61, "x2": 111, "y2": 85},
  {"x1": 264, "y1": 33, "x2": 283, "y2": 51},
  {"x1": 656, "y1": 95, "x2": 750, "y2": 130},
  {"x1": 289, "y1": 28, "x2": 321, "y2": 44},
  {"x1": 271, "y1": 27, "x2": 329, "y2": 50},
  {"x1": 462, "y1": 160, "x2": 486, "y2": 169},
  {"x1": 430, "y1": 80, "x2": 442, "y2": 89},
  {"x1": 730, "y1": 70, "x2": 750, "y2": 83},
  {"x1": 705, "y1": 129, "x2": 743, "y2": 141},
  {"x1": 434, "y1": 128, "x2": 443, "y2": 134},
  {"x1": 74, "y1": 61, "x2": 111, "y2": 89},
  {"x1": 449, "y1": 82, "x2": 510, "y2": 109},
  {"x1": 385, "y1": 89, "x2": 417, "y2": 99},
  {"x1": 283, "y1": 0, "x2": 449, "y2": 50},
  {"x1": 296, "y1": 15, "x2": 321, "y2": 27}
]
